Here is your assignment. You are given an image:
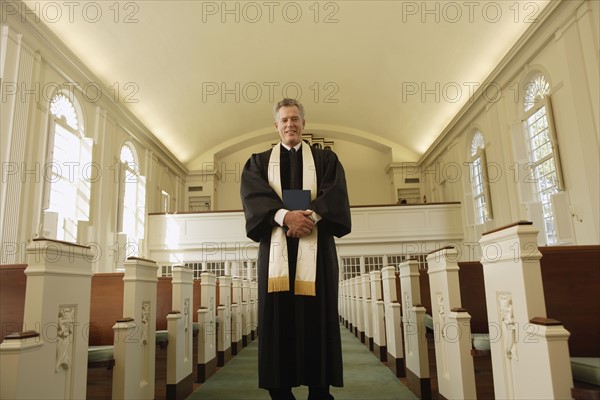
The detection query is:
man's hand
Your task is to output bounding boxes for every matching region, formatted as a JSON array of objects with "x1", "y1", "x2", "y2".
[{"x1": 284, "y1": 210, "x2": 315, "y2": 238}]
